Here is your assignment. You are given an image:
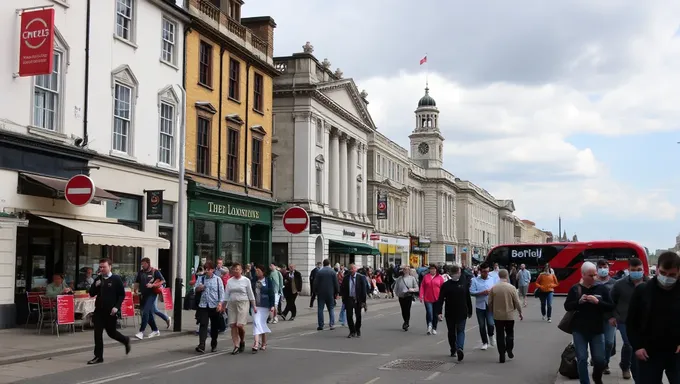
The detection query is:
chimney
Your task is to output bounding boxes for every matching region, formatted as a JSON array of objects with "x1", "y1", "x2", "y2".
[{"x1": 241, "y1": 16, "x2": 276, "y2": 57}]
